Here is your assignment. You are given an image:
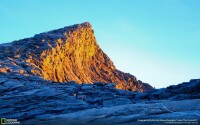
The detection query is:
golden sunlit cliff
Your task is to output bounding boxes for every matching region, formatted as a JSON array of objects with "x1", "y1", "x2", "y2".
[{"x1": 0, "y1": 22, "x2": 153, "y2": 92}]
